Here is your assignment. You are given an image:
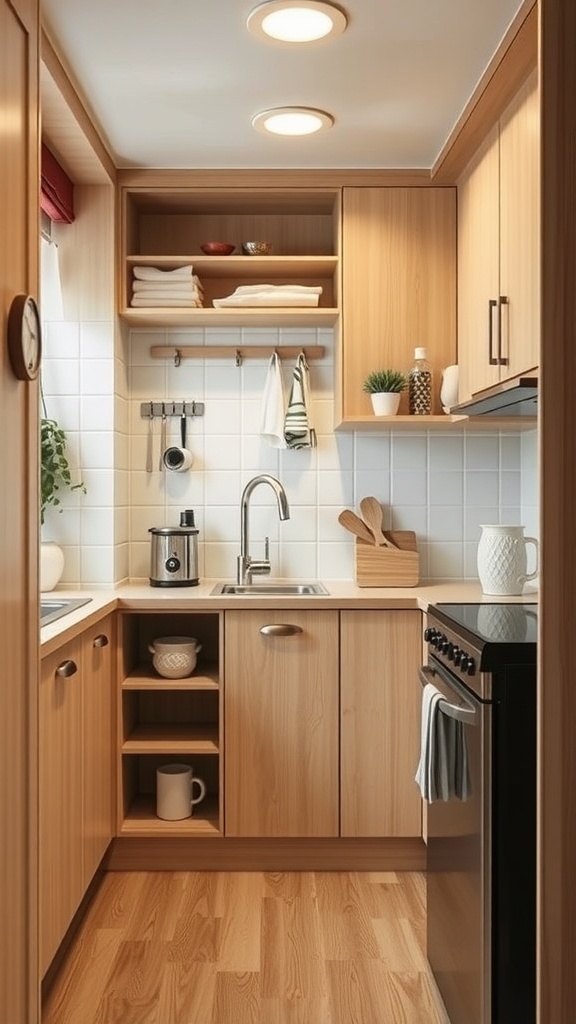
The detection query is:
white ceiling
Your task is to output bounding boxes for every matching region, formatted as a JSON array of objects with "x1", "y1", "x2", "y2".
[{"x1": 41, "y1": 0, "x2": 524, "y2": 171}]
